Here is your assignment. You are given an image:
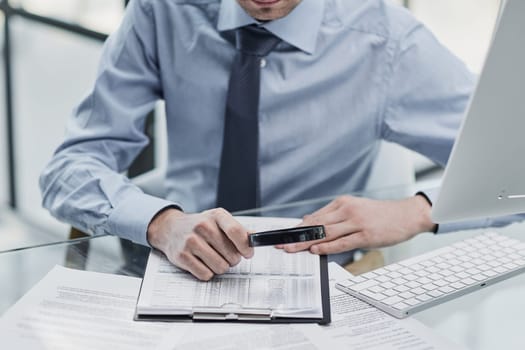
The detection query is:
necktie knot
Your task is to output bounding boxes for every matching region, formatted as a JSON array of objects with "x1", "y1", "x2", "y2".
[{"x1": 236, "y1": 25, "x2": 281, "y2": 57}]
